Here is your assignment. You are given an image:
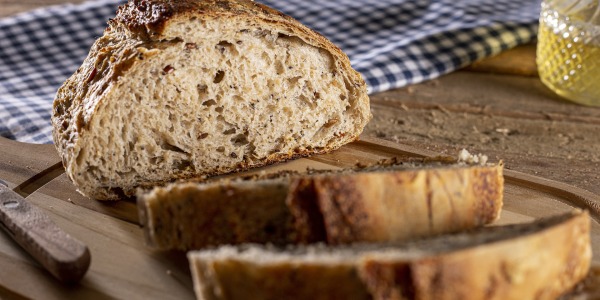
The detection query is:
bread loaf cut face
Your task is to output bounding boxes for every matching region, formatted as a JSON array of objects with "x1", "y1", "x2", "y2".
[{"x1": 51, "y1": 0, "x2": 371, "y2": 200}]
